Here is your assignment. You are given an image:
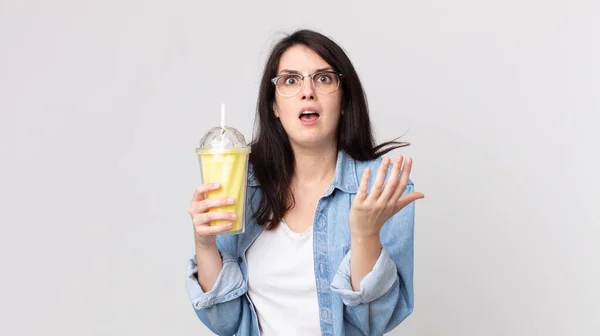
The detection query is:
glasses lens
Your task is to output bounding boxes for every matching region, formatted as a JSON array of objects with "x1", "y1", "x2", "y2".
[
  {"x1": 276, "y1": 74, "x2": 302, "y2": 96},
  {"x1": 313, "y1": 72, "x2": 340, "y2": 94}
]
